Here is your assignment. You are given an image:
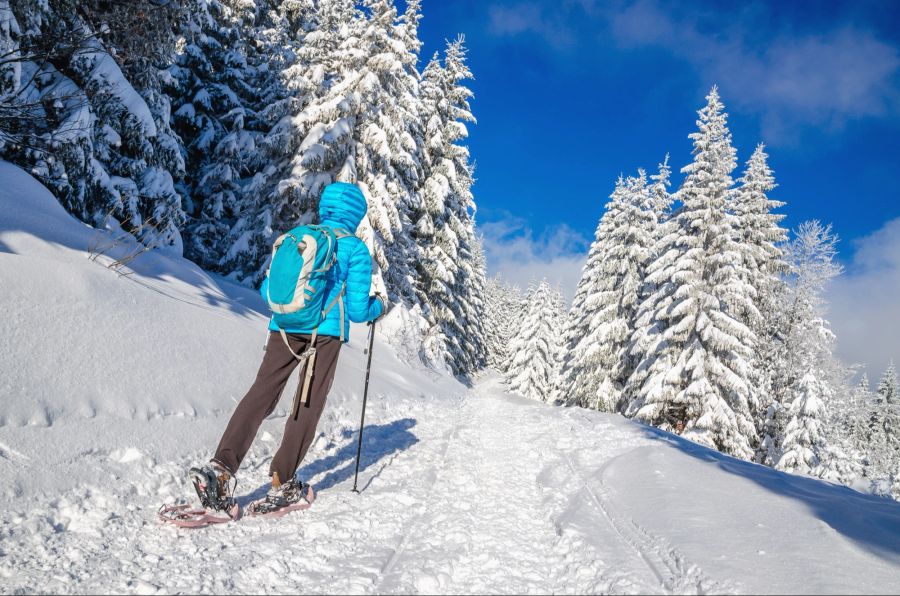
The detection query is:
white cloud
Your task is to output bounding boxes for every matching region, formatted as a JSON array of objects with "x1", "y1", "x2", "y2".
[
  {"x1": 608, "y1": 0, "x2": 900, "y2": 141},
  {"x1": 828, "y1": 217, "x2": 900, "y2": 377},
  {"x1": 486, "y1": 1, "x2": 900, "y2": 141},
  {"x1": 487, "y1": 2, "x2": 575, "y2": 48},
  {"x1": 480, "y1": 216, "x2": 589, "y2": 305}
]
